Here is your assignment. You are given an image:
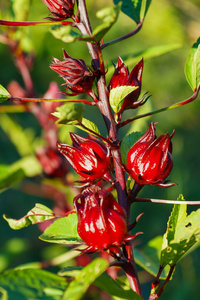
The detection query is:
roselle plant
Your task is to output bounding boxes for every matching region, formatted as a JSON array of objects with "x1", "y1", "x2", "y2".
[{"x1": 0, "y1": 0, "x2": 200, "y2": 299}]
